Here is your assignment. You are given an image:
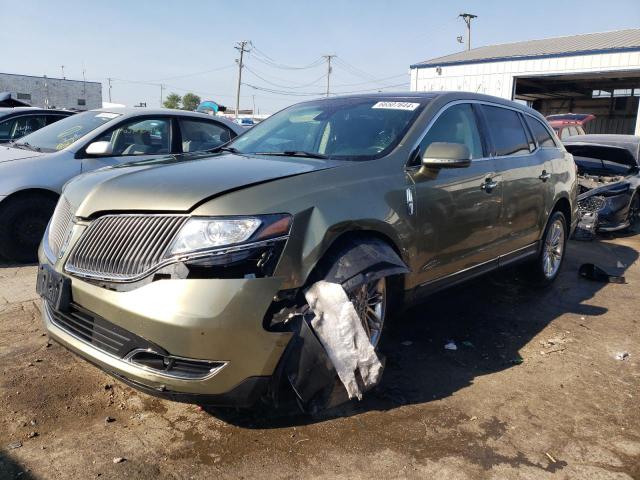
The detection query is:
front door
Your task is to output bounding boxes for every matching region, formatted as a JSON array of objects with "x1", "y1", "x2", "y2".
[
  {"x1": 407, "y1": 103, "x2": 503, "y2": 288},
  {"x1": 81, "y1": 117, "x2": 174, "y2": 172}
]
